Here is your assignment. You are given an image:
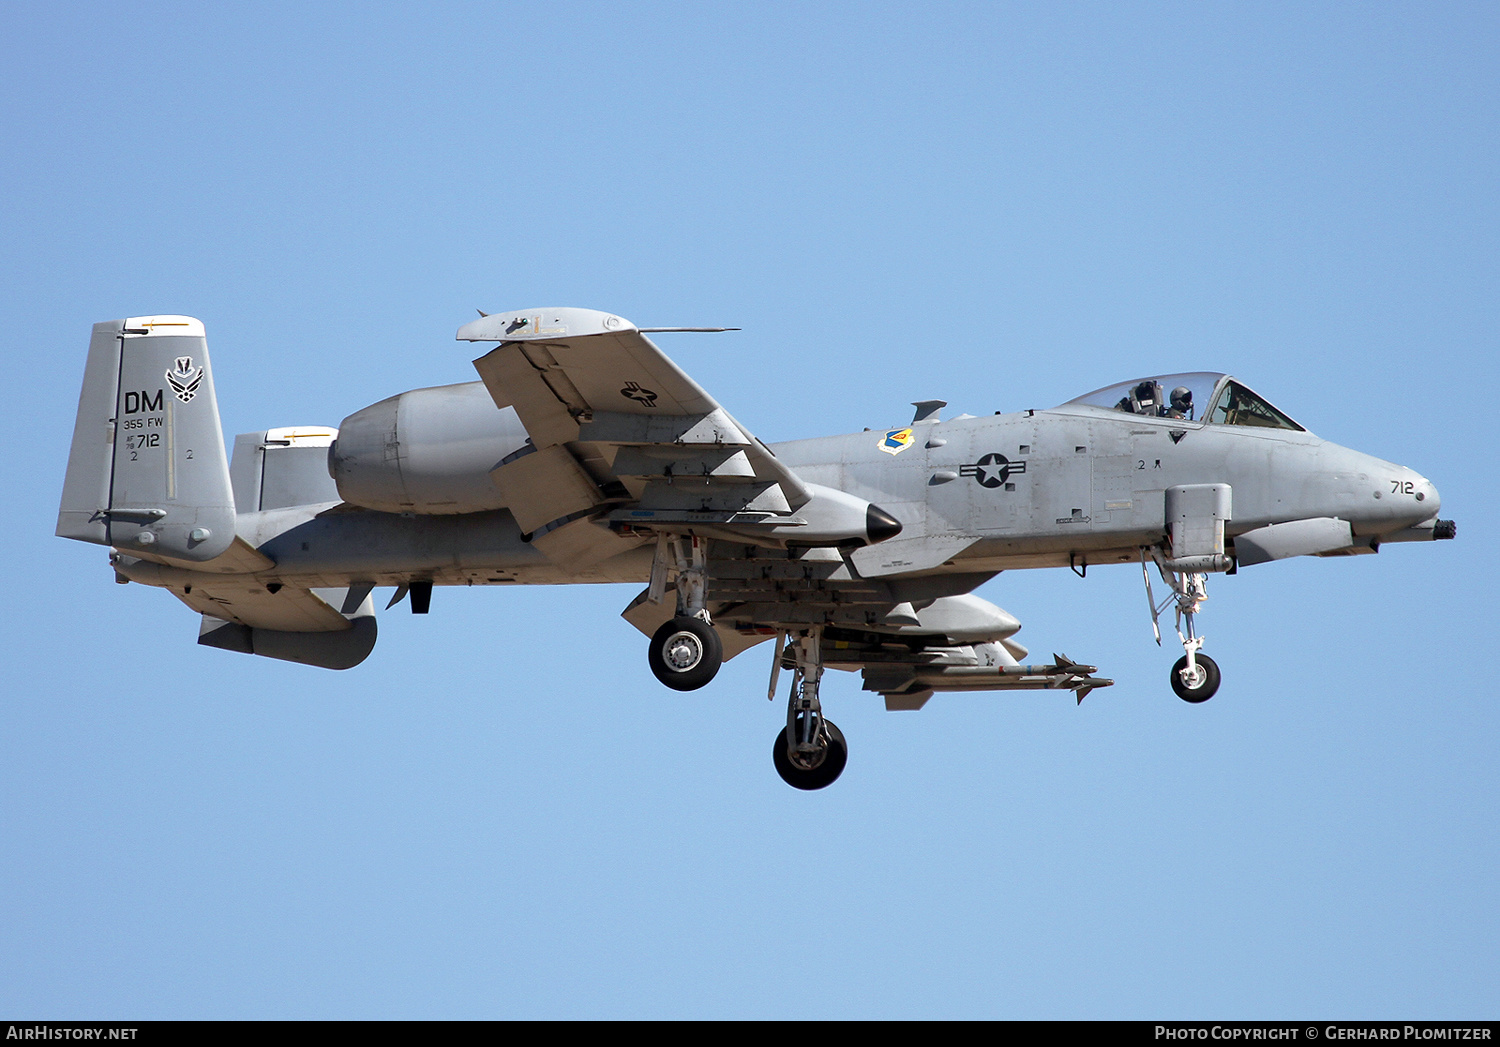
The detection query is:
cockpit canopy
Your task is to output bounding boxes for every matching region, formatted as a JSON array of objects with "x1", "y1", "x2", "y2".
[{"x1": 1064, "y1": 372, "x2": 1304, "y2": 431}]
